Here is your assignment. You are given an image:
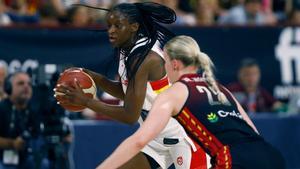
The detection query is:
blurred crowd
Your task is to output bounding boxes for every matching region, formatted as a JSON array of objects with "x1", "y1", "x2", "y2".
[{"x1": 0, "y1": 0, "x2": 300, "y2": 27}]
